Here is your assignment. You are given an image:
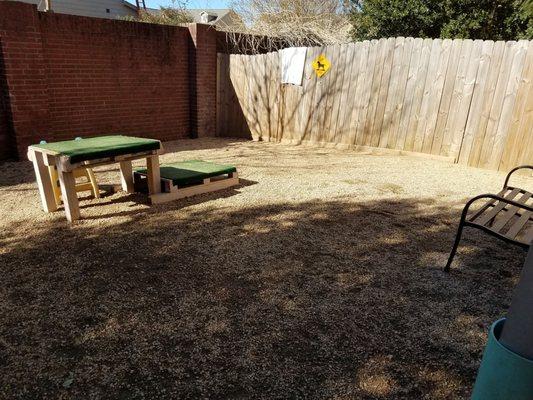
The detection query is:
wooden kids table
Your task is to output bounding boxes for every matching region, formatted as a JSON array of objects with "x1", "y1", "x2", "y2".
[{"x1": 27, "y1": 135, "x2": 163, "y2": 222}]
